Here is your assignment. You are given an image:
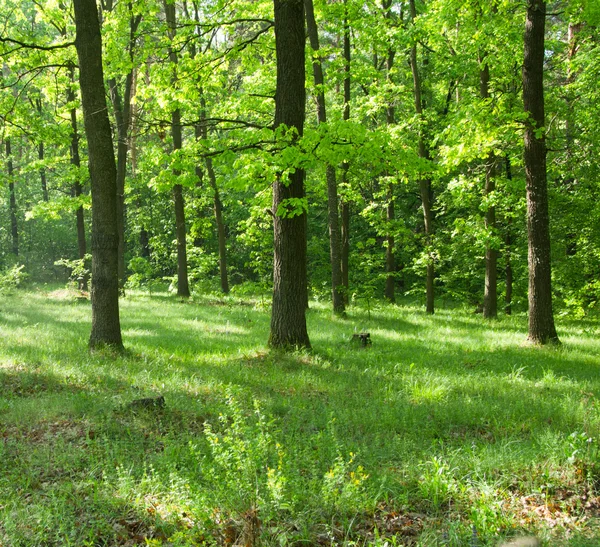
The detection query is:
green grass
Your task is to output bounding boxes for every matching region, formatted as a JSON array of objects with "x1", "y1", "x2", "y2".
[{"x1": 1, "y1": 286, "x2": 599, "y2": 546}]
